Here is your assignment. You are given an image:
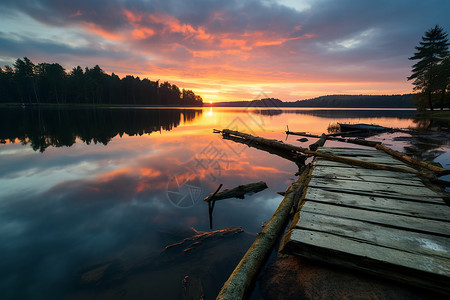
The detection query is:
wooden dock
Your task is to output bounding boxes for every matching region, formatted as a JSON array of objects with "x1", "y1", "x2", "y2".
[{"x1": 282, "y1": 146, "x2": 450, "y2": 294}]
